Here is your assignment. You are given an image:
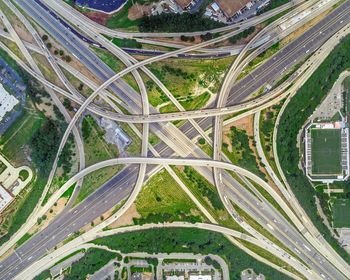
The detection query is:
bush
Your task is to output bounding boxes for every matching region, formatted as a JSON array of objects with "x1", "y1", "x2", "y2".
[
  {"x1": 139, "y1": 12, "x2": 224, "y2": 32},
  {"x1": 41, "y1": 34, "x2": 48, "y2": 41},
  {"x1": 198, "y1": 137, "x2": 206, "y2": 145},
  {"x1": 30, "y1": 119, "x2": 62, "y2": 175},
  {"x1": 19, "y1": 170, "x2": 29, "y2": 181}
]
